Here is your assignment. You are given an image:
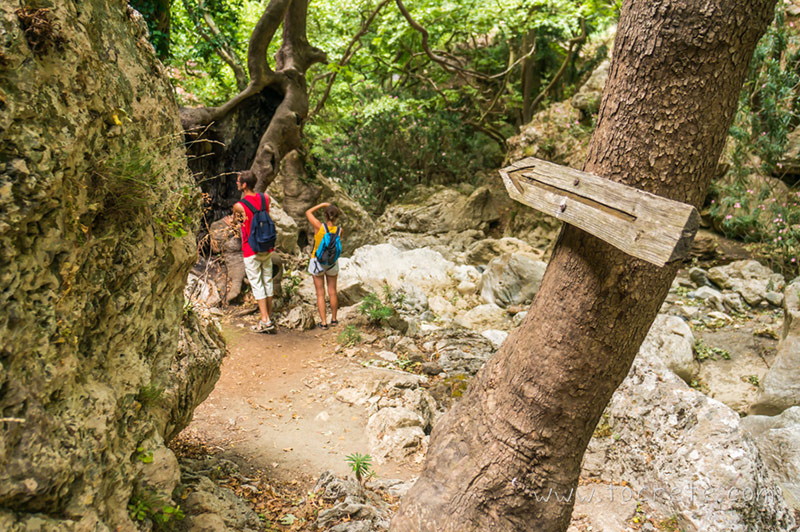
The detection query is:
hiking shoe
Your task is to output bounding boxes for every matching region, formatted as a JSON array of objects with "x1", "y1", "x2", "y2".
[{"x1": 252, "y1": 320, "x2": 276, "y2": 334}]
